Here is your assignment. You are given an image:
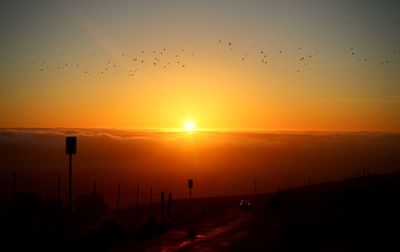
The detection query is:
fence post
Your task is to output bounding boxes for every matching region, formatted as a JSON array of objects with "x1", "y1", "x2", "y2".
[
  {"x1": 167, "y1": 192, "x2": 172, "y2": 217},
  {"x1": 161, "y1": 191, "x2": 165, "y2": 223},
  {"x1": 12, "y1": 170, "x2": 16, "y2": 229},
  {"x1": 150, "y1": 186, "x2": 153, "y2": 214},
  {"x1": 93, "y1": 181, "x2": 97, "y2": 222},
  {"x1": 136, "y1": 184, "x2": 139, "y2": 223},
  {"x1": 117, "y1": 182, "x2": 120, "y2": 212}
]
